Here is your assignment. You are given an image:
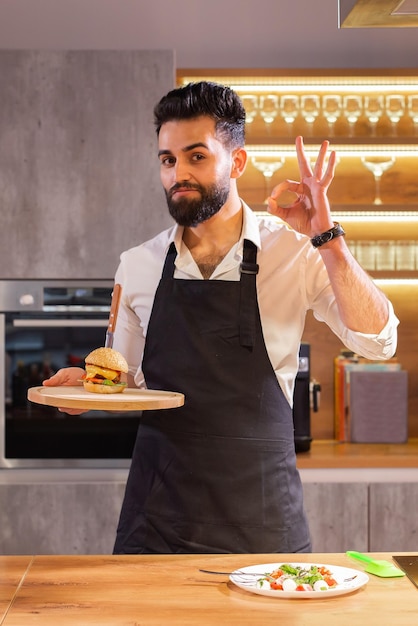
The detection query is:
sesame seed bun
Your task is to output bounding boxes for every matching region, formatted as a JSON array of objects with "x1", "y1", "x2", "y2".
[{"x1": 85, "y1": 347, "x2": 128, "y2": 373}]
